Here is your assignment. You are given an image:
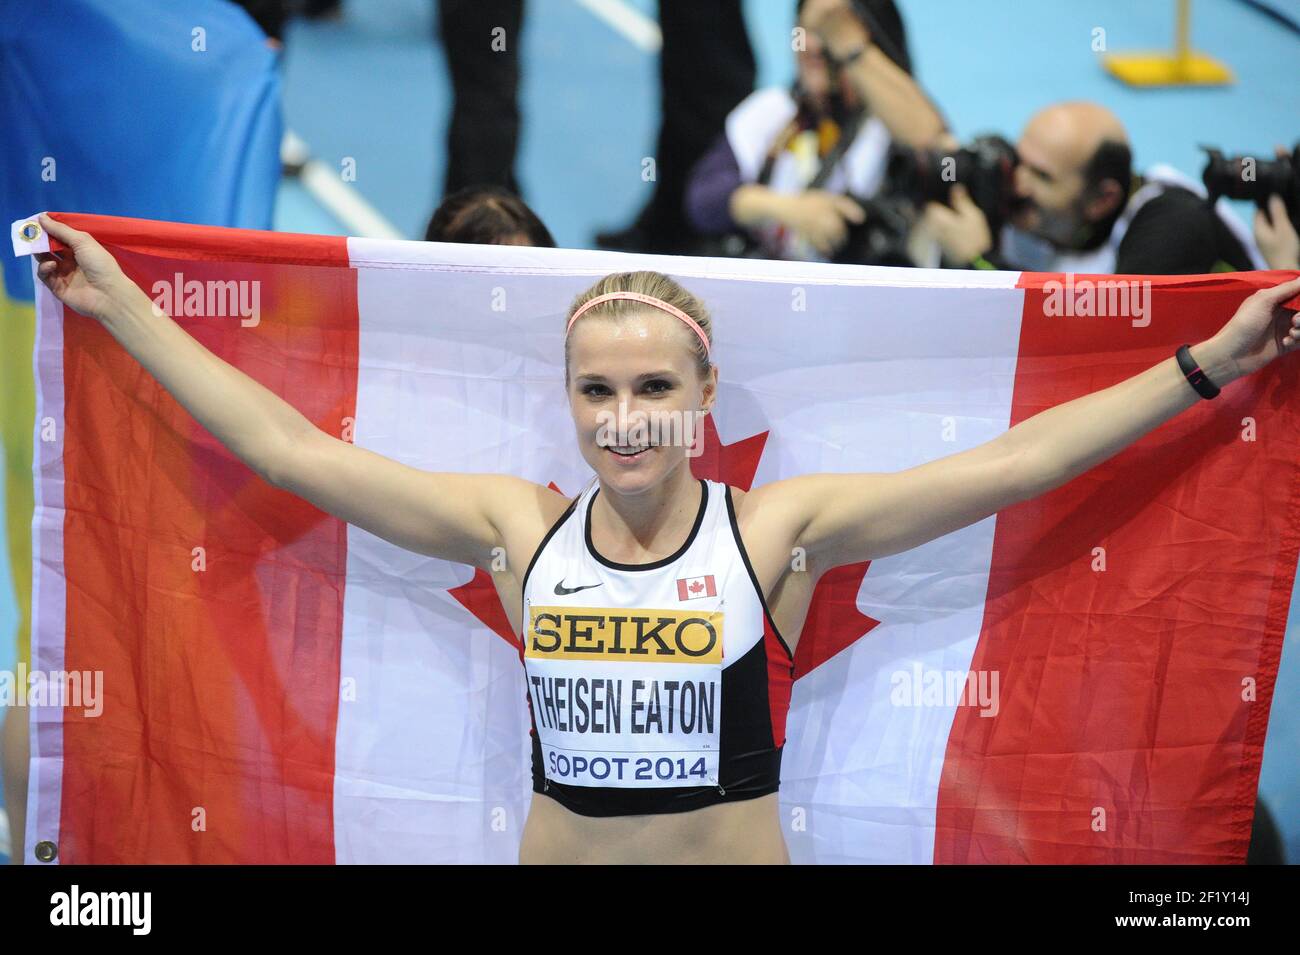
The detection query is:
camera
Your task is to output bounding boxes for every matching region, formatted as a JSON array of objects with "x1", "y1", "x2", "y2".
[
  {"x1": 885, "y1": 134, "x2": 1021, "y2": 234},
  {"x1": 829, "y1": 193, "x2": 916, "y2": 266},
  {"x1": 832, "y1": 133, "x2": 1020, "y2": 266},
  {"x1": 1201, "y1": 143, "x2": 1299, "y2": 227}
]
